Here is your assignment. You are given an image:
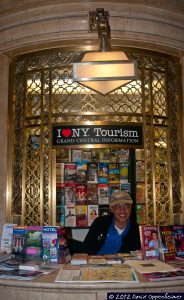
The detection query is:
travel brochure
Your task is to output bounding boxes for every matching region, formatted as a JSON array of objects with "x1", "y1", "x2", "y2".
[
  {"x1": 0, "y1": 248, "x2": 184, "y2": 282},
  {"x1": 1, "y1": 221, "x2": 184, "y2": 282},
  {"x1": 55, "y1": 149, "x2": 131, "y2": 227}
]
